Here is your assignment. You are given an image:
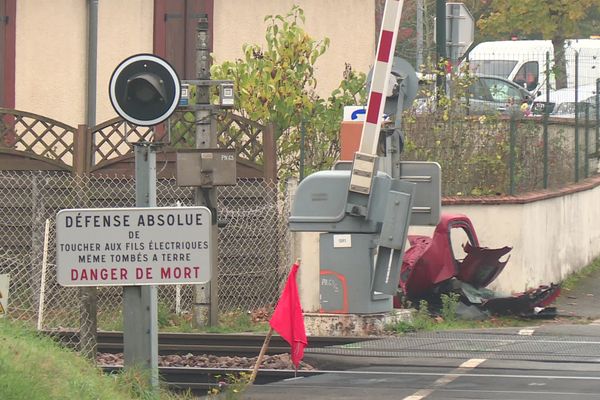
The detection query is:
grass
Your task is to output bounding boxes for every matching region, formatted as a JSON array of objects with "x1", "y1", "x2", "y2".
[
  {"x1": 206, "y1": 372, "x2": 252, "y2": 400},
  {"x1": 95, "y1": 304, "x2": 270, "y2": 334},
  {"x1": 560, "y1": 256, "x2": 600, "y2": 291},
  {"x1": 158, "y1": 309, "x2": 269, "y2": 334},
  {"x1": 0, "y1": 319, "x2": 192, "y2": 400},
  {"x1": 386, "y1": 295, "x2": 536, "y2": 334},
  {"x1": 205, "y1": 310, "x2": 269, "y2": 333}
]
